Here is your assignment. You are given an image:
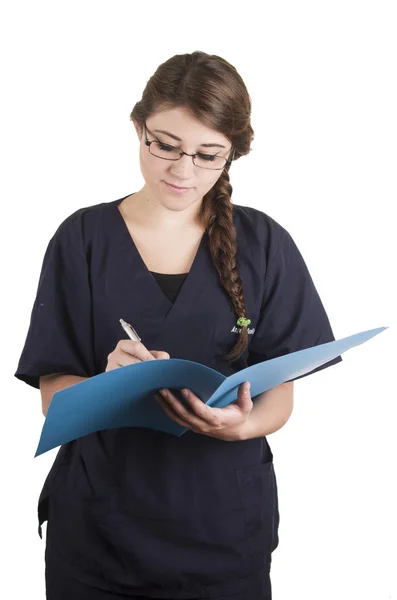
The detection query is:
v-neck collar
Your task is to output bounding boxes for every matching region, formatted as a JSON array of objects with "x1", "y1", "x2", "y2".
[{"x1": 110, "y1": 195, "x2": 212, "y2": 324}]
